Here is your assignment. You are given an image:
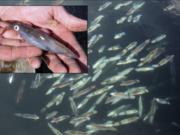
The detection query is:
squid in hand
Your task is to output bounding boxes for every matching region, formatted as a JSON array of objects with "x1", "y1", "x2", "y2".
[{"x1": 0, "y1": 20, "x2": 78, "y2": 58}]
